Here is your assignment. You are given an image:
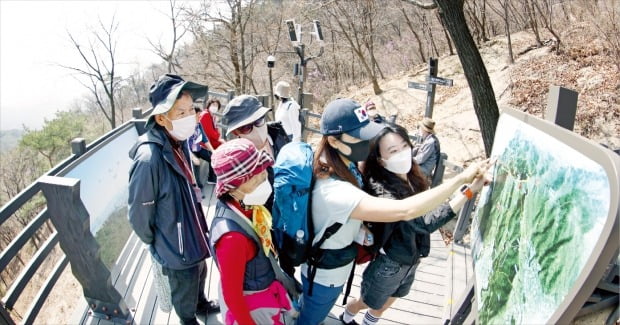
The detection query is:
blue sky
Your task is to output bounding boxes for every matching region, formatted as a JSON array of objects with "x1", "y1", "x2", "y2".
[{"x1": 0, "y1": 1, "x2": 196, "y2": 131}]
